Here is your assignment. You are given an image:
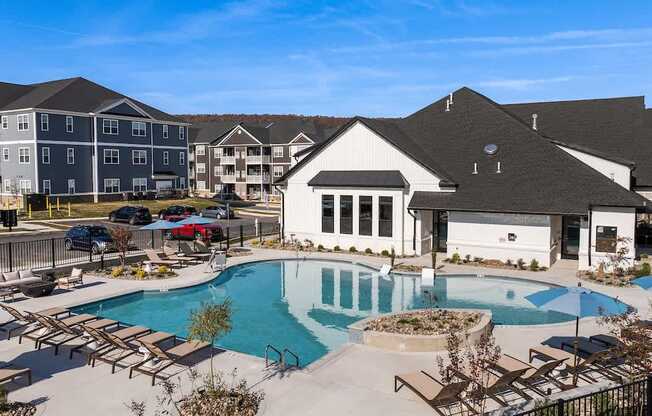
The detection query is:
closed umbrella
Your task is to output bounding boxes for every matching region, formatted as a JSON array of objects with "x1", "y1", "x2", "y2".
[{"x1": 525, "y1": 284, "x2": 629, "y2": 383}]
